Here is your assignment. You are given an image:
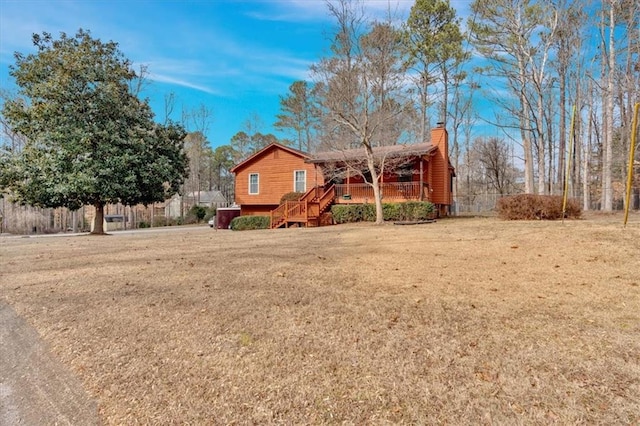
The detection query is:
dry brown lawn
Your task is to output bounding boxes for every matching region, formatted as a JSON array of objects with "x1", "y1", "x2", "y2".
[{"x1": 1, "y1": 214, "x2": 639, "y2": 424}]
